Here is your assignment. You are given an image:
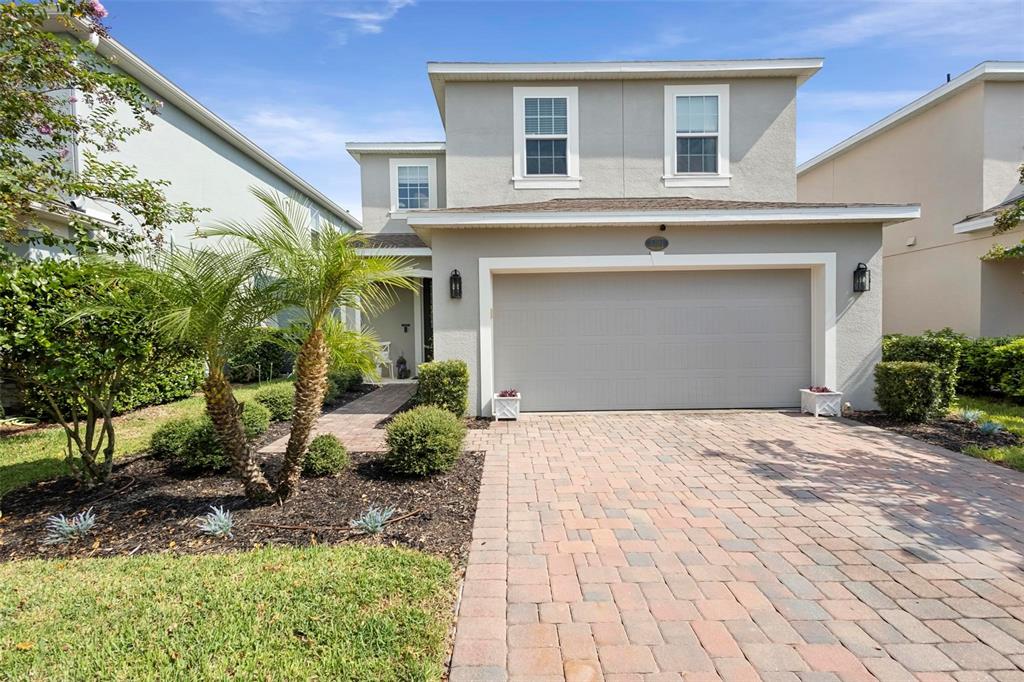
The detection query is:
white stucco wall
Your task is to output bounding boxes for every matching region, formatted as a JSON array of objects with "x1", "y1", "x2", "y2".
[
  {"x1": 429, "y1": 223, "x2": 883, "y2": 416},
  {"x1": 358, "y1": 153, "x2": 447, "y2": 234}
]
